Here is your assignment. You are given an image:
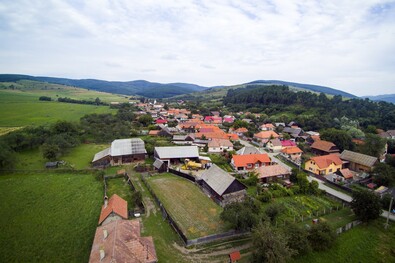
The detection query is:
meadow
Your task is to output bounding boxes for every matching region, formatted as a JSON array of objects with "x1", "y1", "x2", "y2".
[
  {"x1": 0, "y1": 172, "x2": 103, "y2": 262},
  {"x1": 0, "y1": 80, "x2": 131, "y2": 127},
  {"x1": 146, "y1": 173, "x2": 226, "y2": 239}
]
